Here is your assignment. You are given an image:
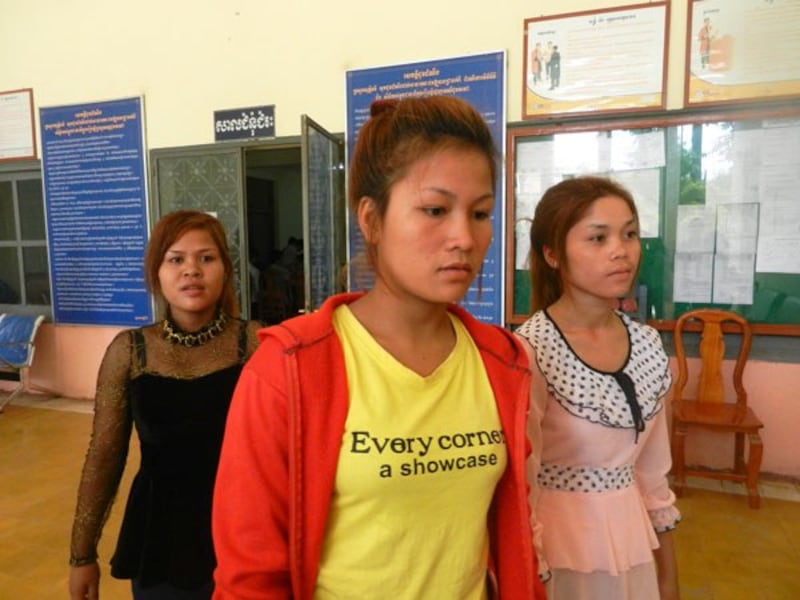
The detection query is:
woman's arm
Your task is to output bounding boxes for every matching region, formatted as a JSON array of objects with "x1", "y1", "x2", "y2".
[
  {"x1": 69, "y1": 332, "x2": 133, "y2": 599},
  {"x1": 636, "y1": 408, "x2": 682, "y2": 600},
  {"x1": 516, "y1": 336, "x2": 551, "y2": 583},
  {"x1": 654, "y1": 529, "x2": 680, "y2": 600},
  {"x1": 212, "y1": 340, "x2": 293, "y2": 599}
]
